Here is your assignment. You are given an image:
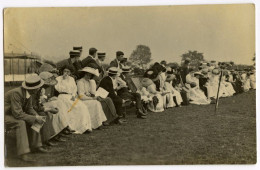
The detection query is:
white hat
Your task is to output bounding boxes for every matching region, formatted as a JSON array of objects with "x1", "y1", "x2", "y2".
[
  {"x1": 80, "y1": 67, "x2": 99, "y2": 77},
  {"x1": 22, "y1": 74, "x2": 44, "y2": 90},
  {"x1": 122, "y1": 66, "x2": 131, "y2": 73},
  {"x1": 39, "y1": 72, "x2": 58, "y2": 86}
]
